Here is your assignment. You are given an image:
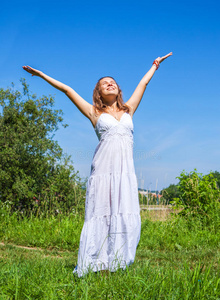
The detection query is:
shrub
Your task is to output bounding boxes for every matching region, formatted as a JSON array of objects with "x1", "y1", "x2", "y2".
[{"x1": 171, "y1": 170, "x2": 220, "y2": 226}]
